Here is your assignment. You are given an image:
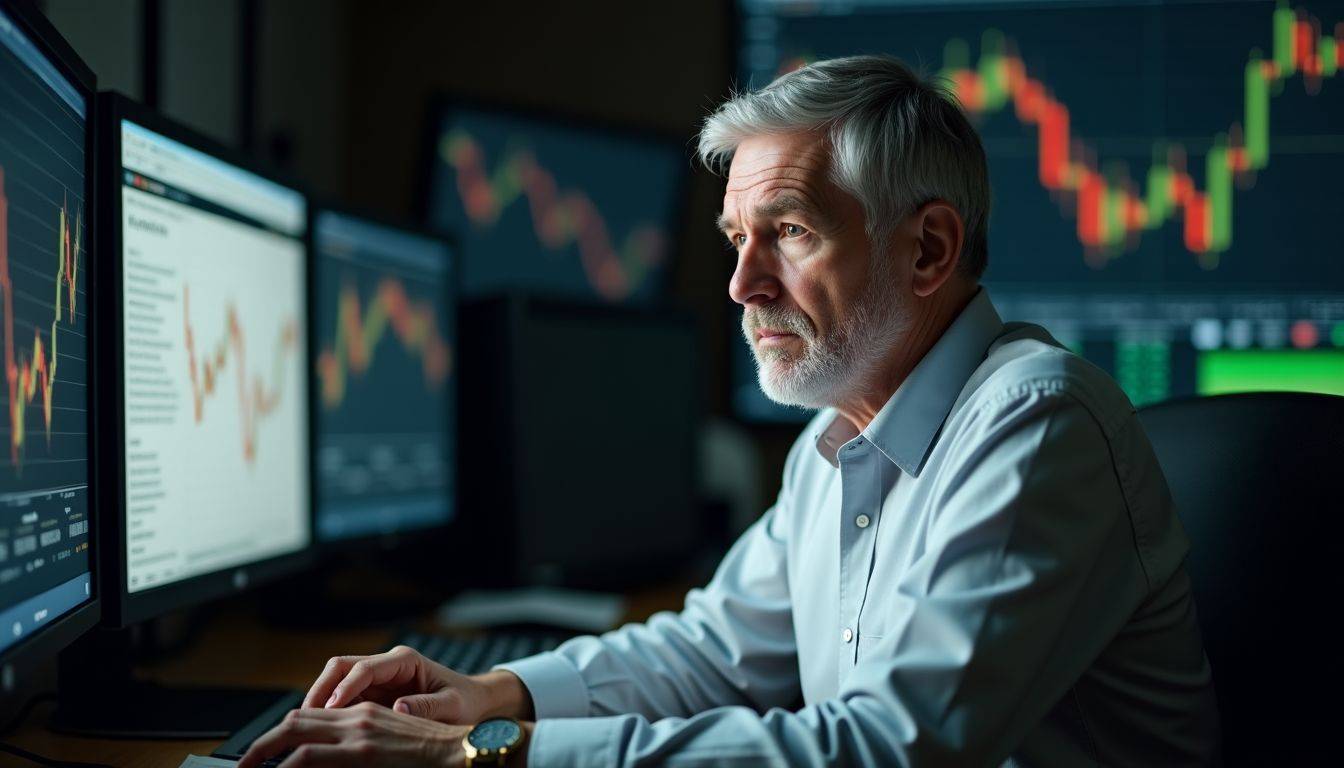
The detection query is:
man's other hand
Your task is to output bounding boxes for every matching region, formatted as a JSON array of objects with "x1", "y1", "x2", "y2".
[{"x1": 301, "y1": 645, "x2": 532, "y2": 723}]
